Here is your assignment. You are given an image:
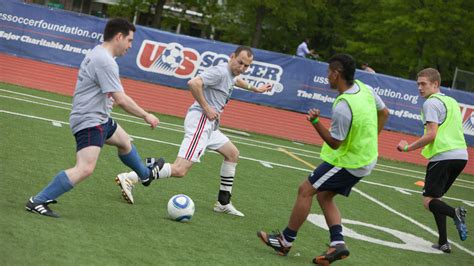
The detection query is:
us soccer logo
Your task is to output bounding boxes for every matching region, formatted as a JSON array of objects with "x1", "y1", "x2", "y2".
[{"x1": 136, "y1": 41, "x2": 200, "y2": 78}]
